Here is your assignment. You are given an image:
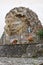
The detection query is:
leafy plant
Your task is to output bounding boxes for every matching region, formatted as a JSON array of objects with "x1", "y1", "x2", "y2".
[{"x1": 37, "y1": 29, "x2": 43, "y2": 39}]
